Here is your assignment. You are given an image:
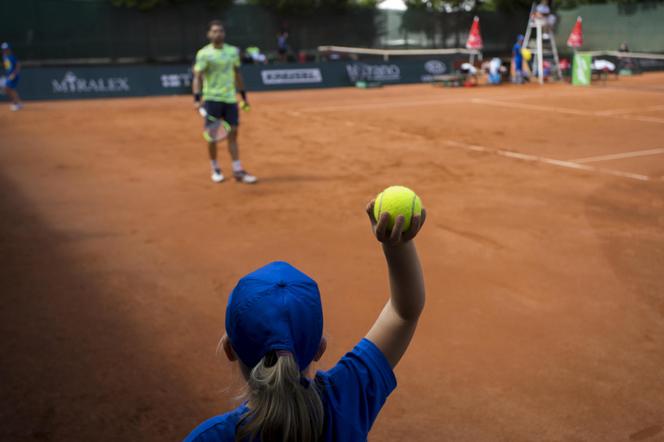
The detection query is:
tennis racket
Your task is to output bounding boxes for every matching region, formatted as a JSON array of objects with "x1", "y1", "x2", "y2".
[{"x1": 199, "y1": 107, "x2": 231, "y2": 142}]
